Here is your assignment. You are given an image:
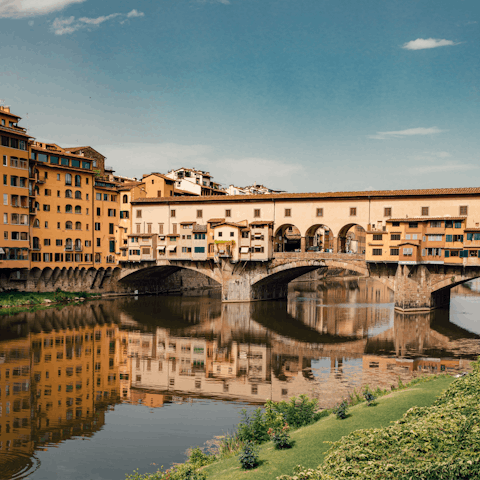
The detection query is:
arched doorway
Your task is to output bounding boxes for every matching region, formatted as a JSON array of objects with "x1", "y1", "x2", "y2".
[
  {"x1": 274, "y1": 224, "x2": 302, "y2": 252},
  {"x1": 337, "y1": 223, "x2": 366, "y2": 254},
  {"x1": 305, "y1": 224, "x2": 334, "y2": 252}
]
